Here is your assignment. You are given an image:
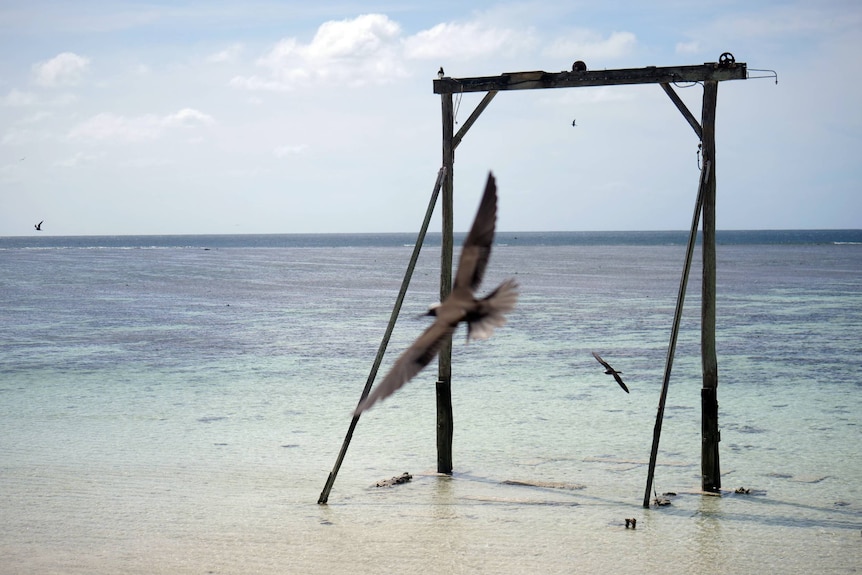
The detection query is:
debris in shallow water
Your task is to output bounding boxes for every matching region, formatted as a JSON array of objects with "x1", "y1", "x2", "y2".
[
  {"x1": 375, "y1": 472, "x2": 412, "y2": 488},
  {"x1": 734, "y1": 486, "x2": 751, "y2": 494},
  {"x1": 653, "y1": 496, "x2": 671, "y2": 506},
  {"x1": 625, "y1": 518, "x2": 637, "y2": 529}
]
